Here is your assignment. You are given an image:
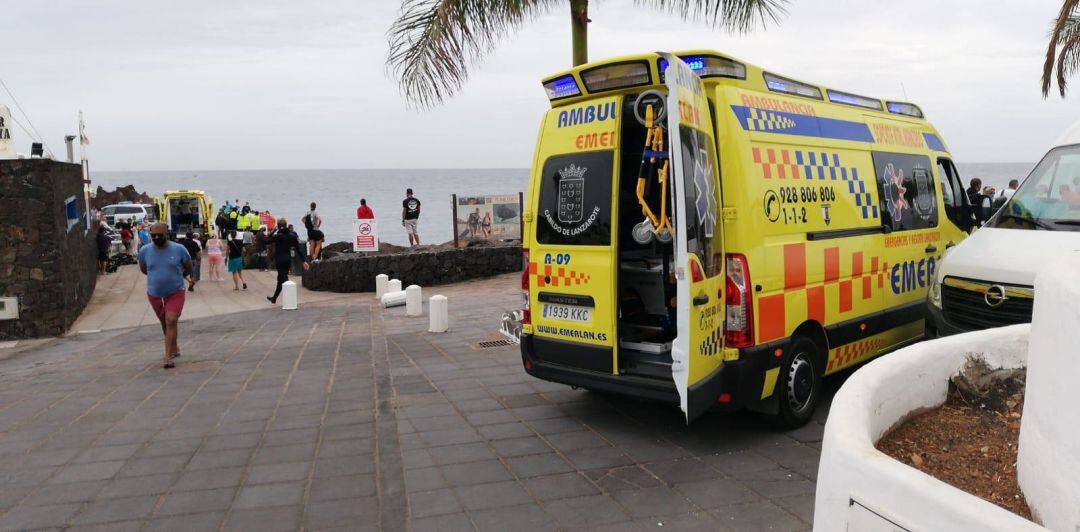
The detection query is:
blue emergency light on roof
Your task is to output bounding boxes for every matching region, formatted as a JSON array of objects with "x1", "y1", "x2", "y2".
[
  {"x1": 764, "y1": 73, "x2": 822, "y2": 100},
  {"x1": 543, "y1": 75, "x2": 581, "y2": 100},
  {"x1": 827, "y1": 90, "x2": 883, "y2": 111},
  {"x1": 886, "y1": 101, "x2": 924, "y2": 118},
  {"x1": 658, "y1": 55, "x2": 747, "y2": 82},
  {"x1": 580, "y1": 61, "x2": 651, "y2": 93}
]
